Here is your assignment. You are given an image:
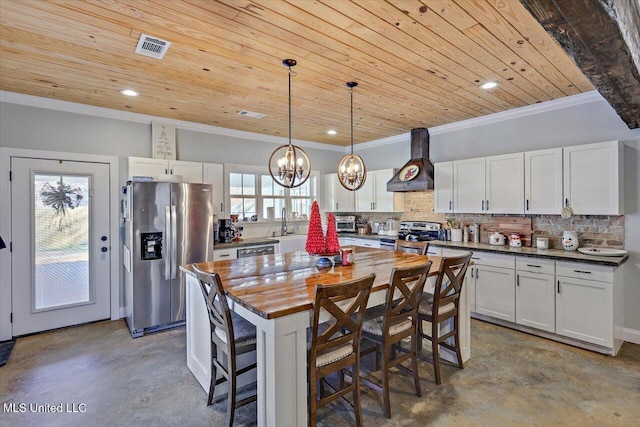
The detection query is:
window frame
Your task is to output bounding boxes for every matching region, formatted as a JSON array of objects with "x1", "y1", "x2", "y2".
[{"x1": 225, "y1": 163, "x2": 319, "y2": 220}]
